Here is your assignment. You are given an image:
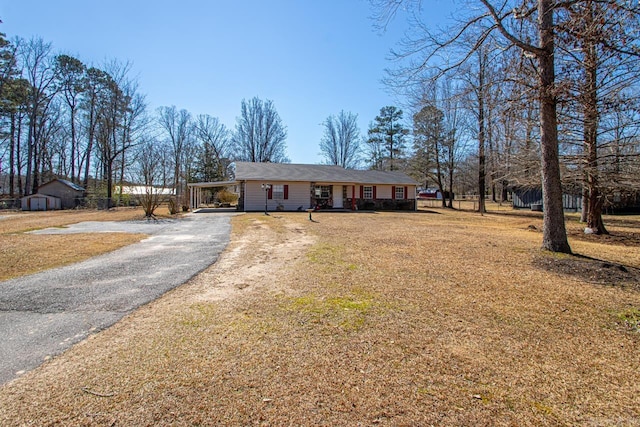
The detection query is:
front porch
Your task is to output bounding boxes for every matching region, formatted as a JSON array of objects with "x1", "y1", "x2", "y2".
[{"x1": 310, "y1": 183, "x2": 356, "y2": 210}]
